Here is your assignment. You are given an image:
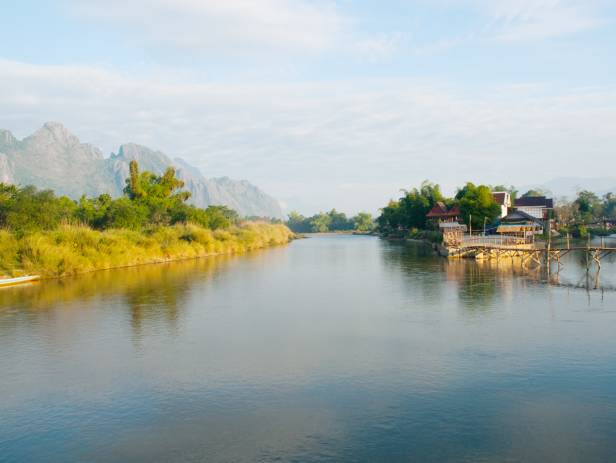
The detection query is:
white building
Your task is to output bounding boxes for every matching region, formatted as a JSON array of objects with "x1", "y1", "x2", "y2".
[
  {"x1": 492, "y1": 191, "x2": 512, "y2": 218},
  {"x1": 514, "y1": 196, "x2": 554, "y2": 220}
]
